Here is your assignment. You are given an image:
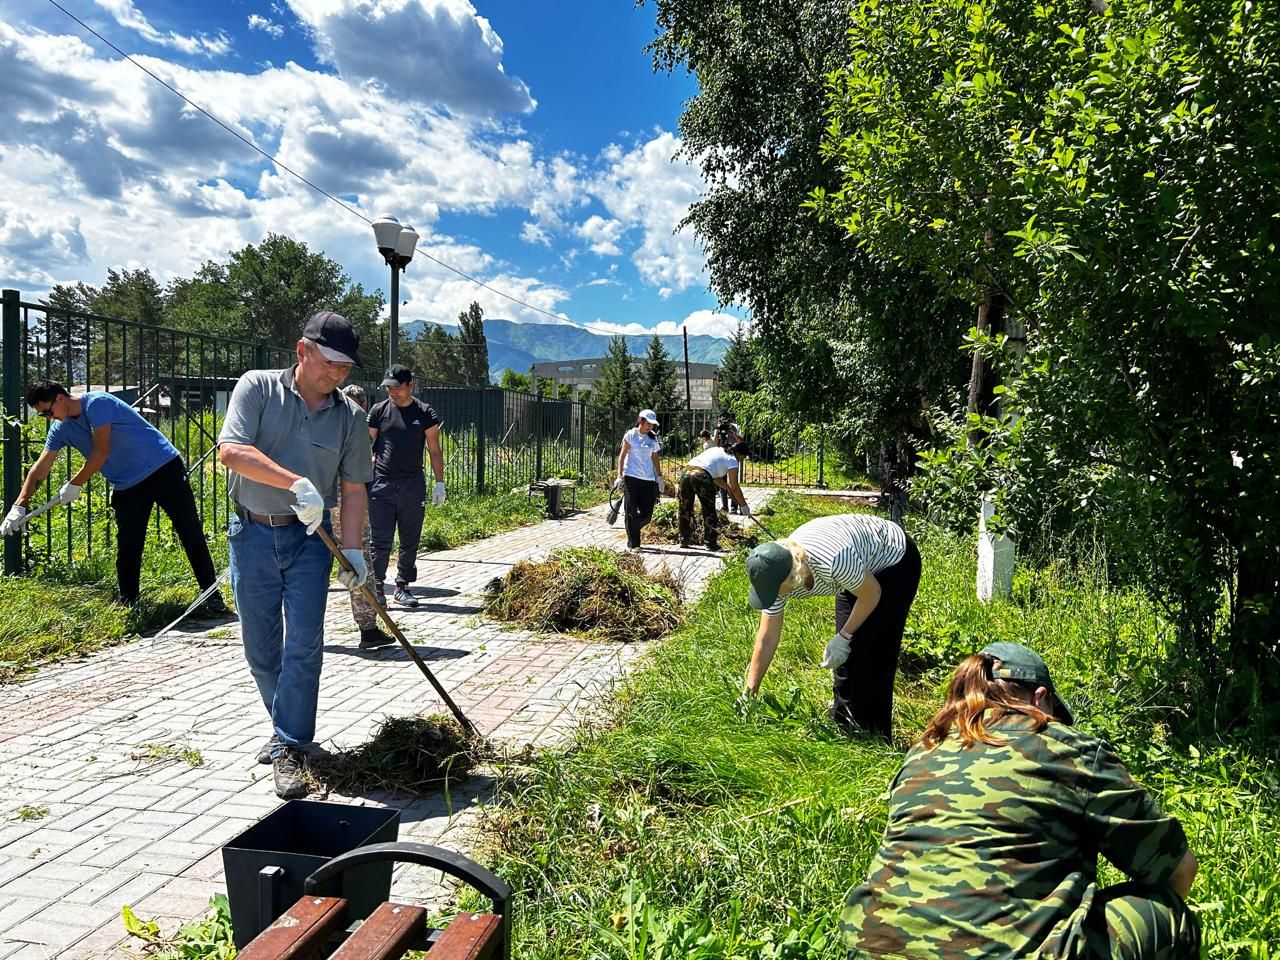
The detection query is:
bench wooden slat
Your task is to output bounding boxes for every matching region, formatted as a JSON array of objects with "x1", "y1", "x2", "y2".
[
  {"x1": 237, "y1": 896, "x2": 349, "y2": 960},
  {"x1": 329, "y1": 902, "x2": 427, "y2": 960},
  {"x1": 426, "y1": 912, "x2": 503, "y2": 960}
]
